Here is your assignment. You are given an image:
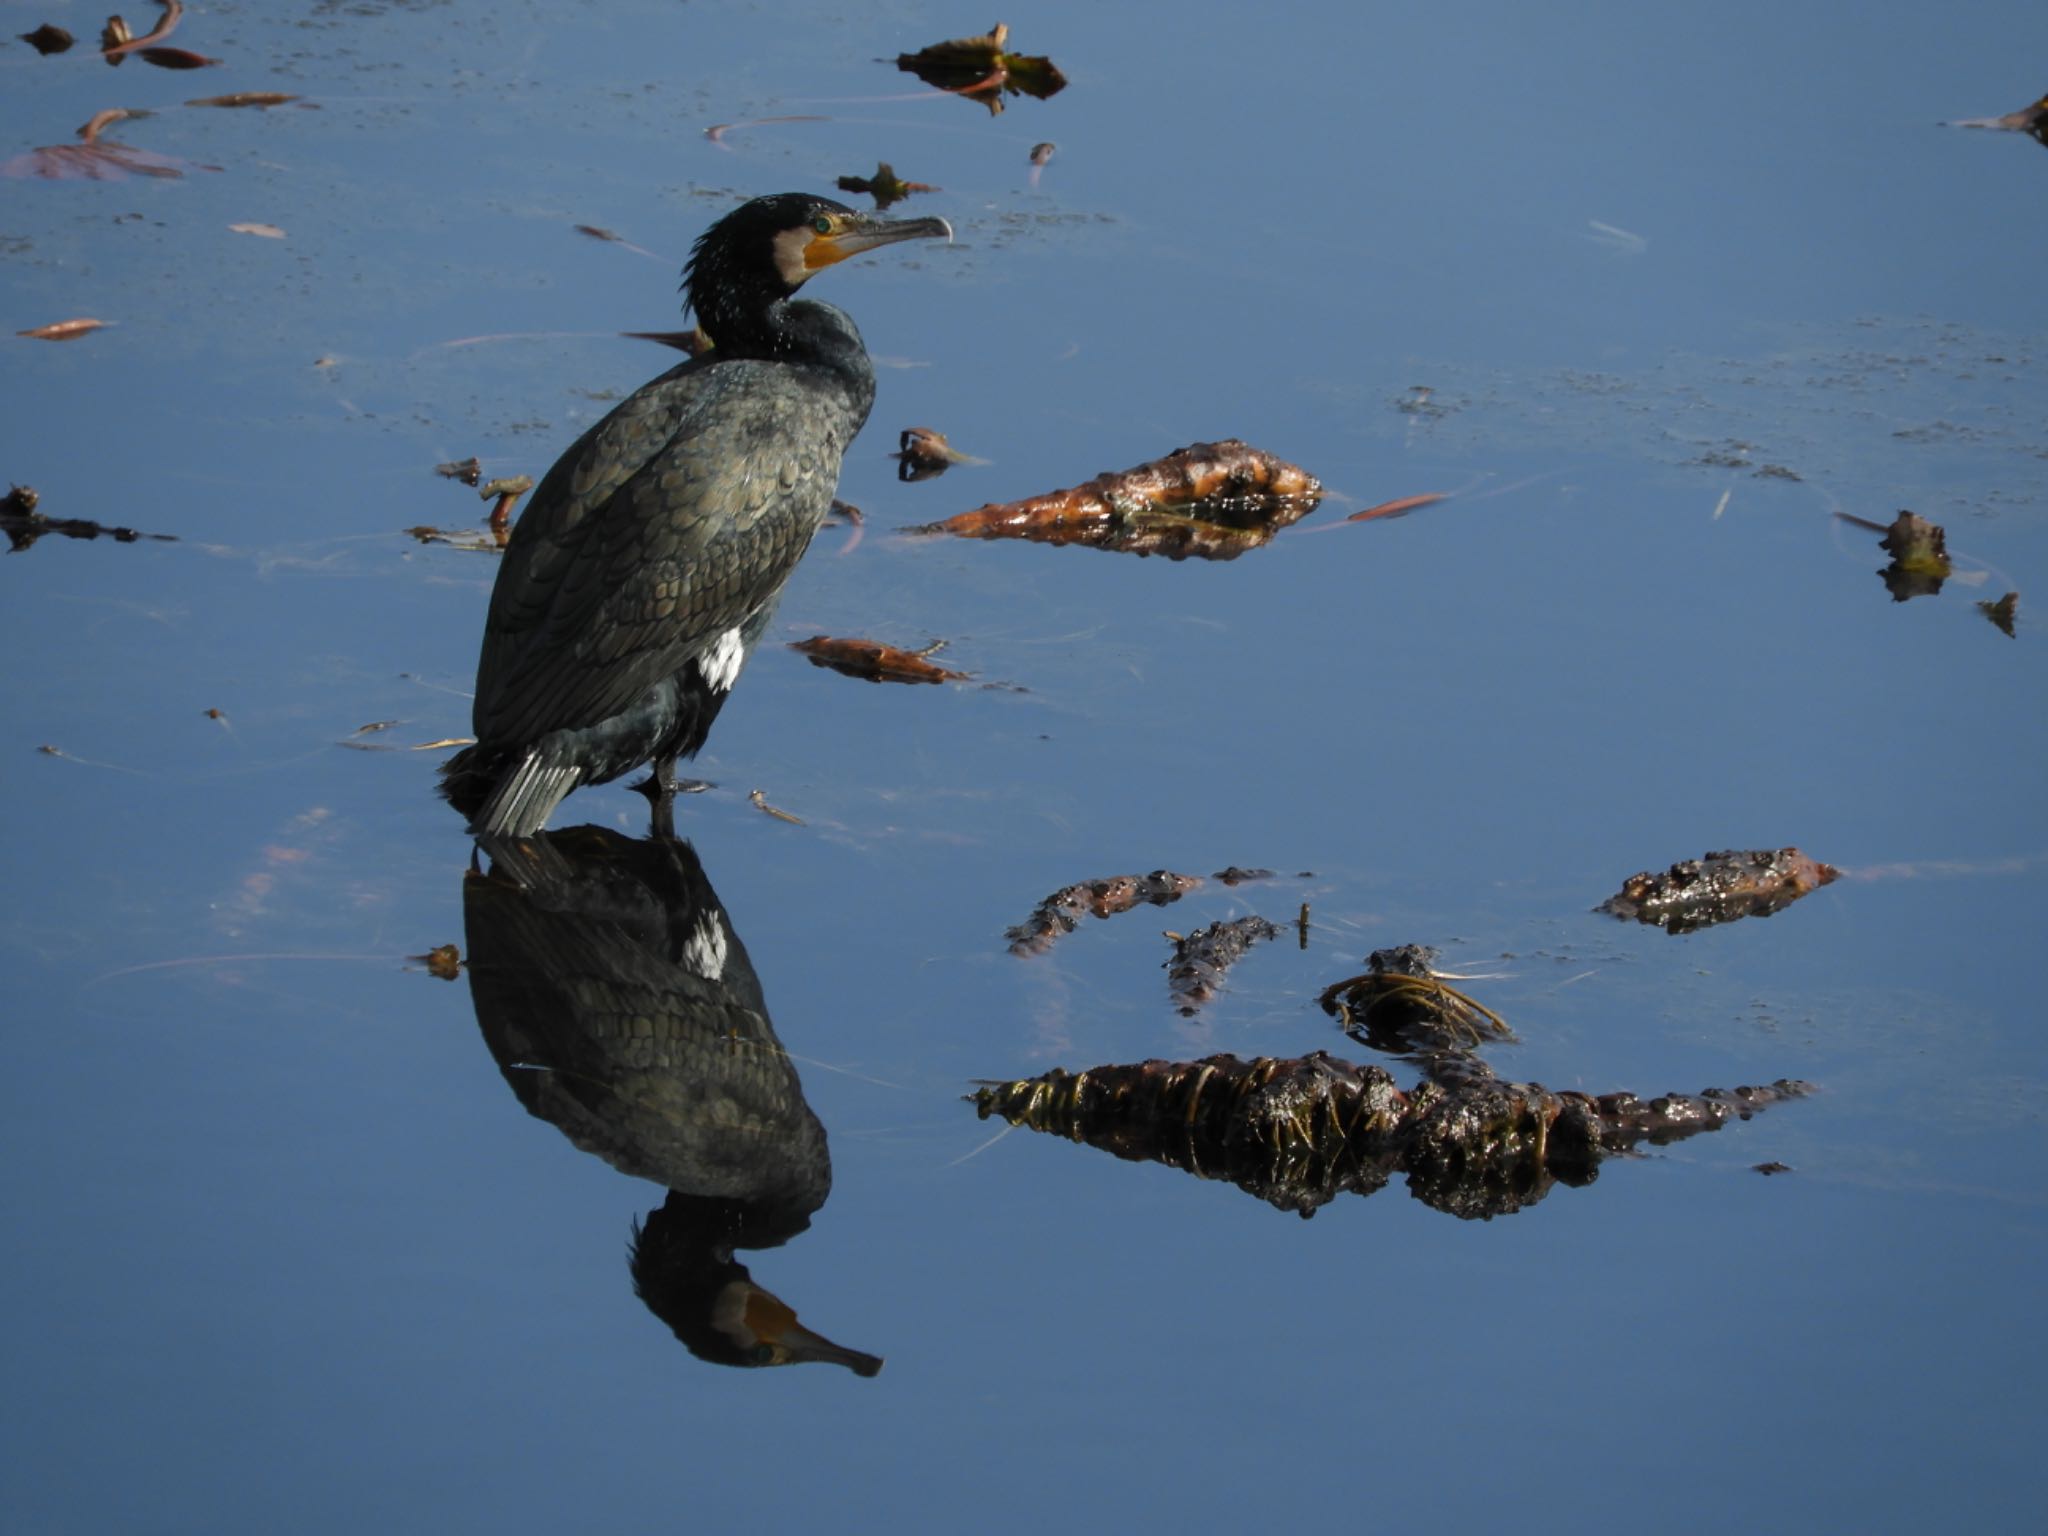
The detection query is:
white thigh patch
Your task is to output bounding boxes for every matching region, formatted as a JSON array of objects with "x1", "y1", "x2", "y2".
[
  {"x1": 699, "y1": 626, "x2": 747, "y2": 693},
  {"x1": 683, "y1": 915, "x2": 728, "y2": 981}
]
